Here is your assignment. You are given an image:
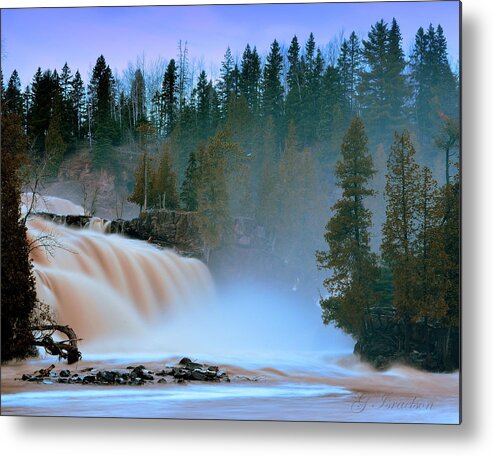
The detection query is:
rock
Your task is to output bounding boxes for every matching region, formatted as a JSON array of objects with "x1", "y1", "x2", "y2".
[
  {"x1": 42, "y1": 379, "x2": 53, "y2": 385},
  {"x1": 59, "y1": 369, "x2": 71, "y2": 377},
  {"x1": 97, "y1": 370, "x2": 117, "y2": 383},
  {"x1": 21, "y1": 374, "x2": 32, "y2": 381},
  {"x1": 157, "y1": 378, "x2": 167, "y2": 384},
  {"x1": 191, "y1": 369, "x2": 207, "y2": 381},
  {"x1": 178, "y1": 357, "x2": 192, "y2": 366},
  {"x1": 82, "y1": 375, "x2": 96, "y2": 383},
  {"x1": 173, "y1": 368, "x2": 190, "y2": 380},
  {"x1": 130, "y1": 366, "x2": 153, "y2": 380}
]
